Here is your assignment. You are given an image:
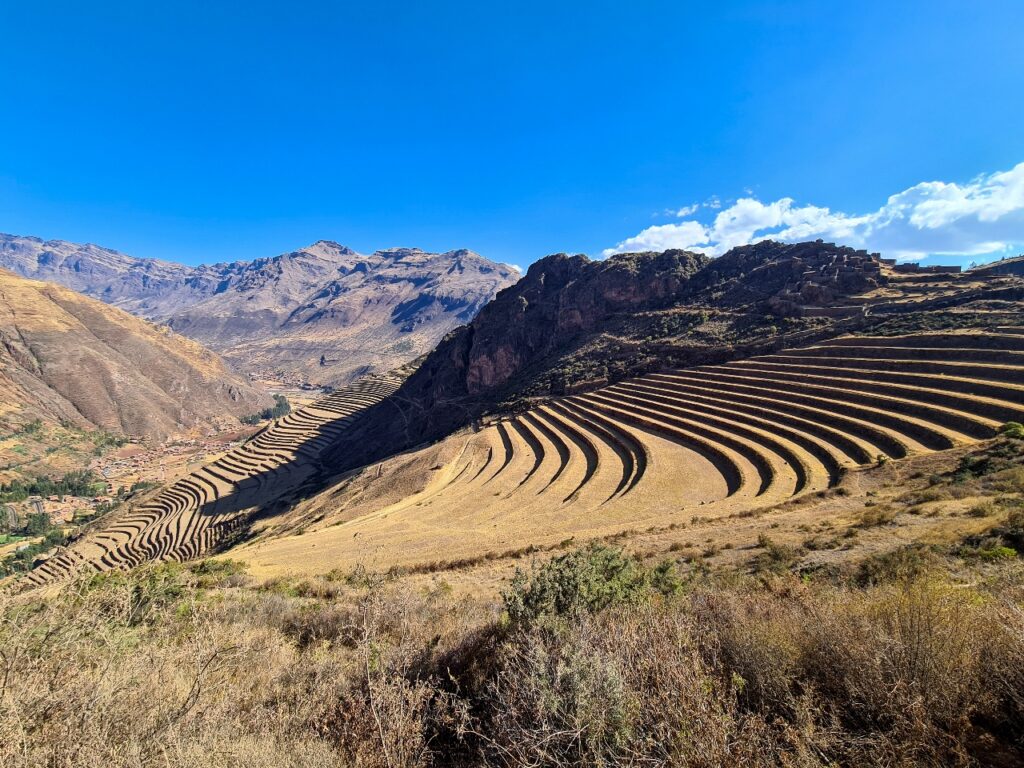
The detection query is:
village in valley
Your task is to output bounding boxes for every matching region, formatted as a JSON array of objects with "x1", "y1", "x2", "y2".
[{"x1": 1, "y1": 429, "x2": 245, "y2": 567}]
